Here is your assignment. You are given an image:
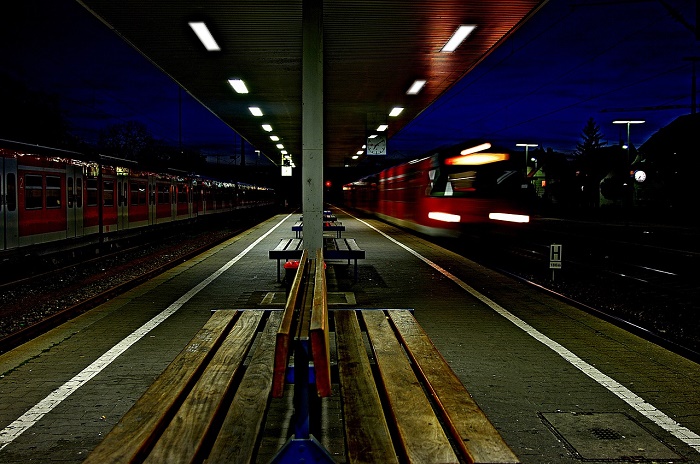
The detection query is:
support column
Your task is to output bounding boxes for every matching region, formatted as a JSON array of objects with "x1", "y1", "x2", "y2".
[{"x1": 302, "y1": 0, "x2": 323, "y2": 252}]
